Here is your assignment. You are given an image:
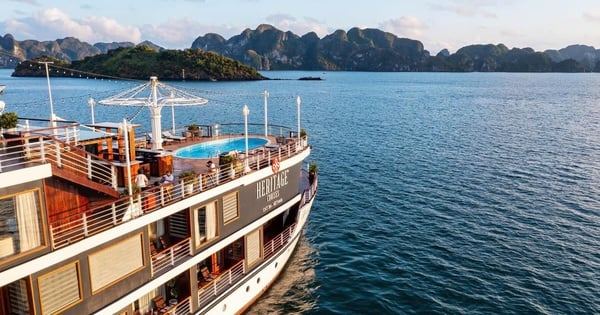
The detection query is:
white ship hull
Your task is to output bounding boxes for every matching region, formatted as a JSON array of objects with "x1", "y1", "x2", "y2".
[{"x1": 201, "y1": 196, "x2": 314, "y2": 315}]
